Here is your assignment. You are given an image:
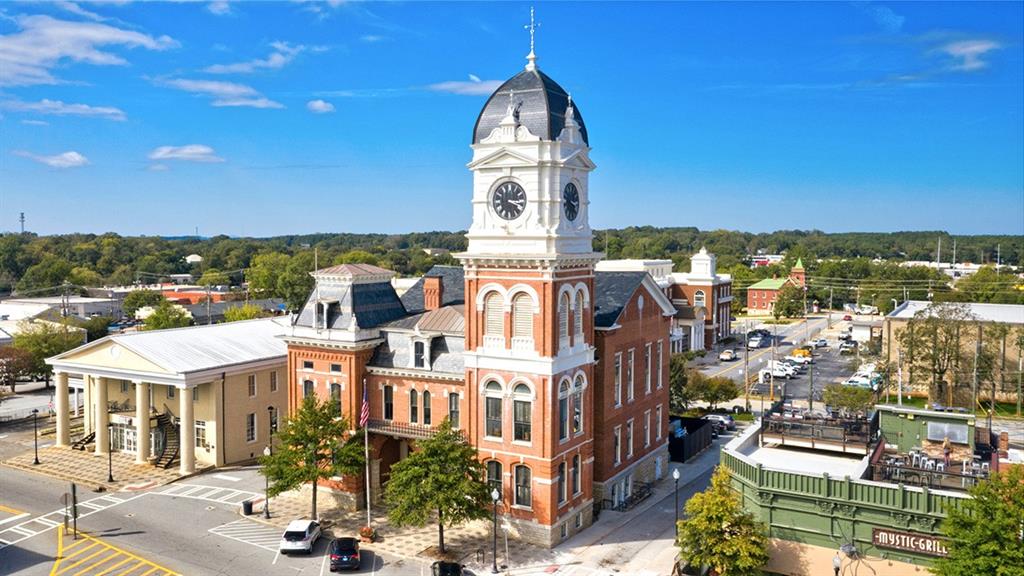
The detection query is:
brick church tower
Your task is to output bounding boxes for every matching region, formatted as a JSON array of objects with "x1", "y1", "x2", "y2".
[{"x1": 455, "y1": 44, "x2": 601, "y2": 545}]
